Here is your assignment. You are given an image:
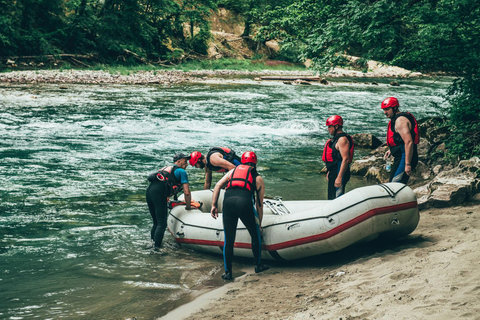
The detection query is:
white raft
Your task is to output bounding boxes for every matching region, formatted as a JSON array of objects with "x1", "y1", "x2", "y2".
[{"x1": 167, "y1": 183, "x2": 419, "y2": 261}]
